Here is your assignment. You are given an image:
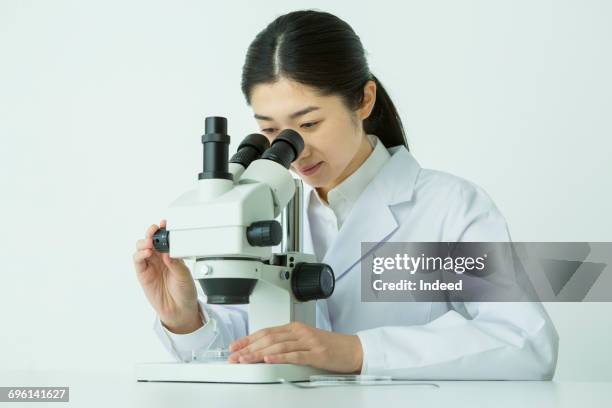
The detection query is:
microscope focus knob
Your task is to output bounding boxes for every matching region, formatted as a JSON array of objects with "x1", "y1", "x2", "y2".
[
  {"x1": 291, "y1": 262, "x2": 335, "y2": 301},
  {"x1": 246, "y1": 220, "x2": 282, "y2": 247},
  {"x1": 152, "y1": 228, "x2": 170, "y2": 253}
]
